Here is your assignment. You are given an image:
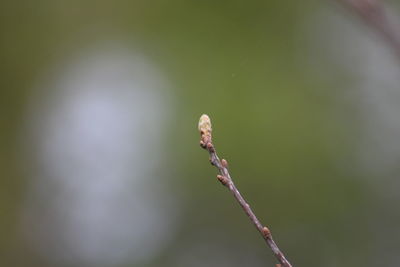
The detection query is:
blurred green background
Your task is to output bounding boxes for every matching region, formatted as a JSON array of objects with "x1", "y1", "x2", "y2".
[{"x1": 1, "y1": 1, "x2": 400, "y2": 266}]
